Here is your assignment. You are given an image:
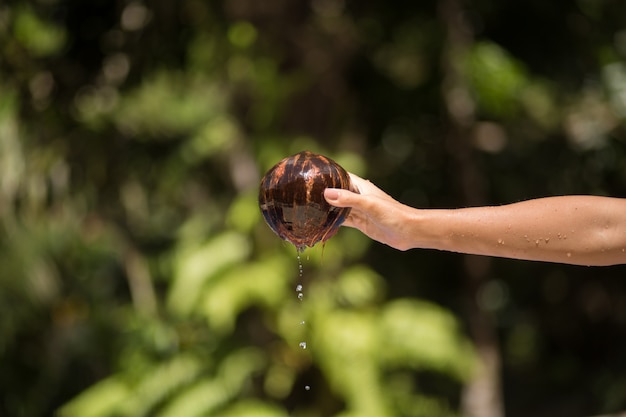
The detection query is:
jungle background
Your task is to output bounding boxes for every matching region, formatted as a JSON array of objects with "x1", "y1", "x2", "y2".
[{"x1": 1, "y1": 0, "x2": 626, "y2": 416}]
